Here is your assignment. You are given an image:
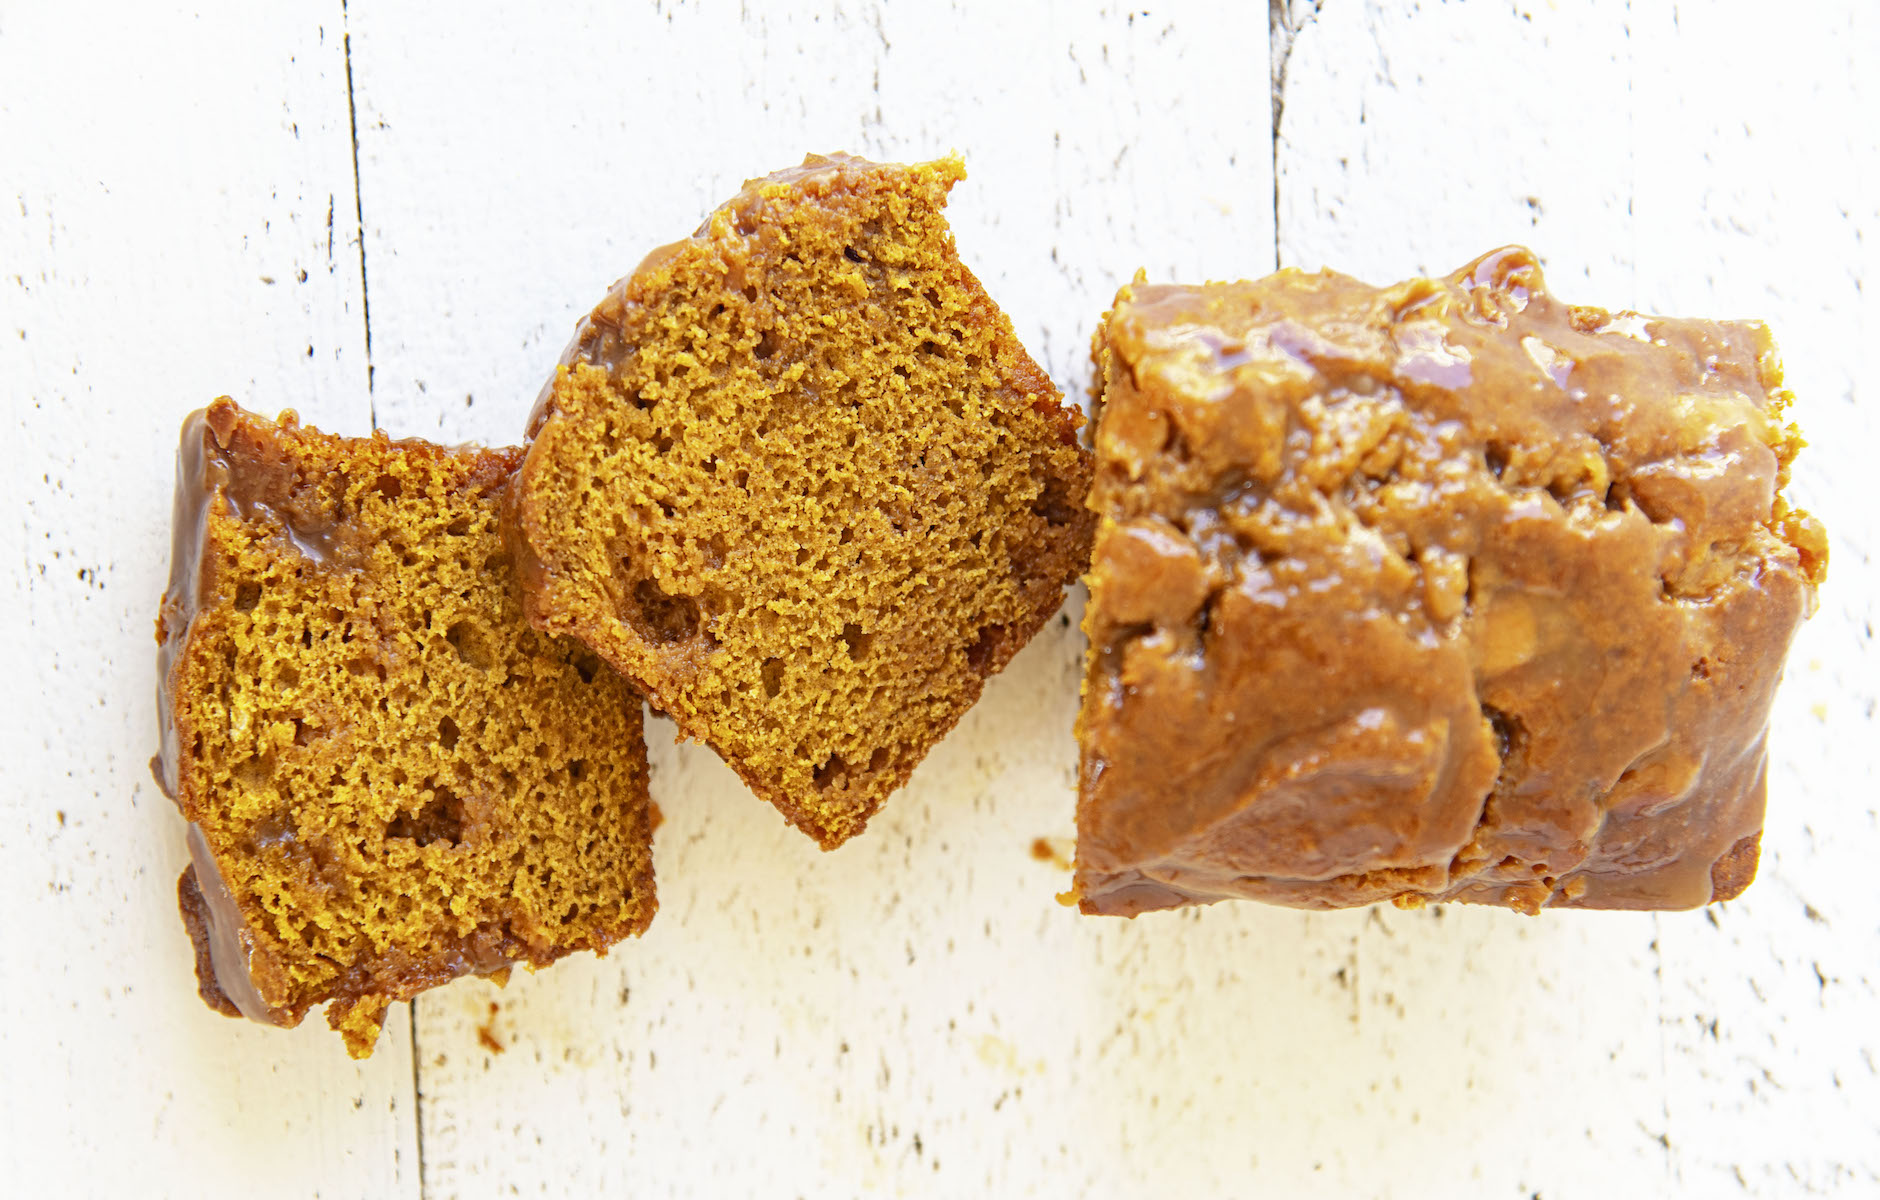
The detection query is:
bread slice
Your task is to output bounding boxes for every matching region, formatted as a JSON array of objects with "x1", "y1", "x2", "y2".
[
  {"x1": 508, "y1": 153, "x2": 1094, "y2": 848},
  {"x1": 156, "y1": 399, "x2": 655, "y2": 1056}
]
